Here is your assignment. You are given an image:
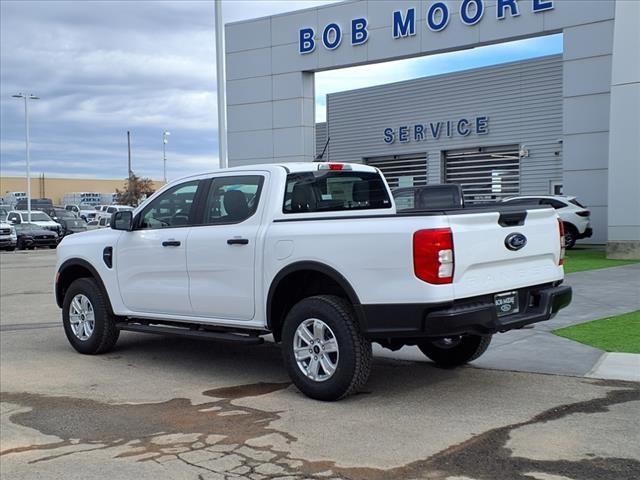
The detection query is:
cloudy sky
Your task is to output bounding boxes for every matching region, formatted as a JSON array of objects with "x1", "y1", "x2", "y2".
[{"x1": 0, "y1": 0, "x2": 561, "y2": 181}]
